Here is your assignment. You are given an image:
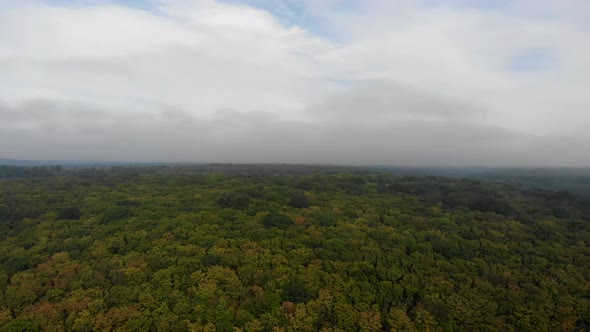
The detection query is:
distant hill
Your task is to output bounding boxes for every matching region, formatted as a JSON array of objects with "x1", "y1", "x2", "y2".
[{"x1": 0, "y1": 159, "x2": 63, "y2": 166}]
